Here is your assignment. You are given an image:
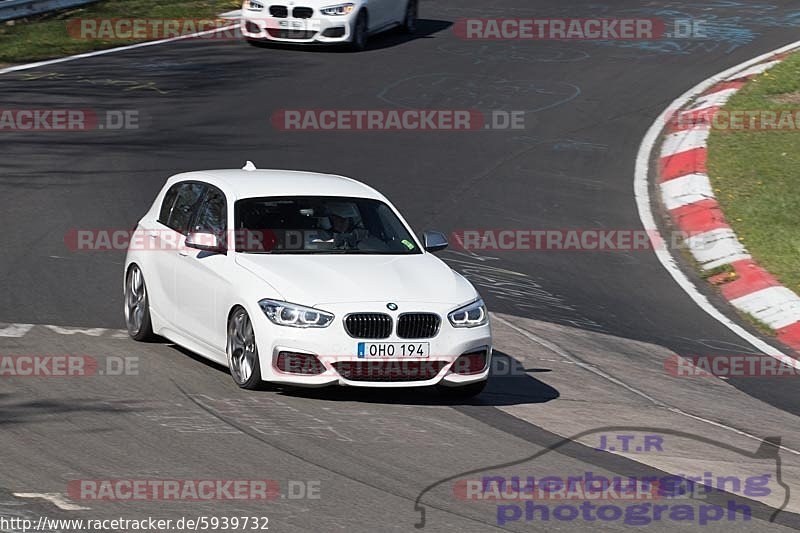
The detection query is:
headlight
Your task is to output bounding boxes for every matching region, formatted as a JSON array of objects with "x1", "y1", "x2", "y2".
[
  {"x1": 448, "y1": 299, "x2": 489, "y2": 328},
  {"x1": 259, "y1": 299, "x2": 334, "y2": 328},
  {"x1": 245, "y1": 0, "x2": 264, "y2": 11},
  {"x1": 320, "y1": 3, "x2": 355, "y2": 15}
]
